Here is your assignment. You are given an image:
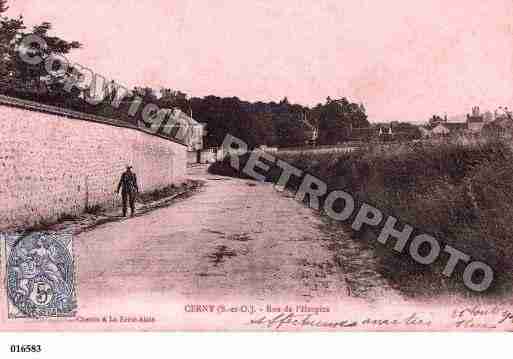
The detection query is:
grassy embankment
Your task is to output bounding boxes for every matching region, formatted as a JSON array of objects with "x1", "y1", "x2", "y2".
[{"x1": 209, "y1": 139, "x2": 513, "y2": 298}]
